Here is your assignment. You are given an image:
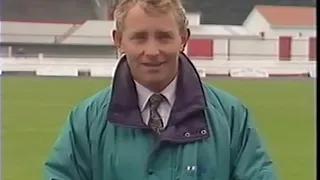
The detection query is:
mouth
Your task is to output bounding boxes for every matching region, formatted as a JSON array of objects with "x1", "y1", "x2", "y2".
[{"x1": 142, "y1": 62, "x2": 165, "y2": 67}]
